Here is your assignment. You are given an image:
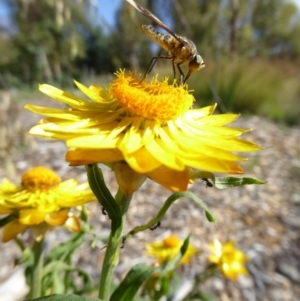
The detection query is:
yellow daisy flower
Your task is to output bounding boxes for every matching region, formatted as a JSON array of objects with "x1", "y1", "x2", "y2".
[
  {"x1": 0, "y1": 166, "x2": 95, "y2": 242},
  {"x1": 146, "y1": 235, "x2": 197, "y2": 265},
  {"x1": 25, "y1": 70, "x2": 260, "y2": 192},
  {"x1": 208, "y1": 239, "x2": 249, "y2": 281}
]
